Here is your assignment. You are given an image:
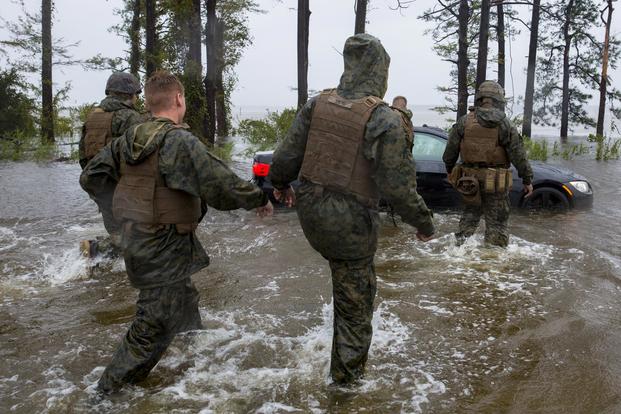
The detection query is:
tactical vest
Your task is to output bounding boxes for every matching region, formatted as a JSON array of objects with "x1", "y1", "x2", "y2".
[
  {"x1": 83, "y1": 108, "x2": 114, "y2": 160},
  {"x1": 112, "y1": 124, "x2": 202, "y2": 229},
  {"x1": 460, "y1": 112, "x2": 509, "y2": 167},
  {"x1": 299, "y1": 90, "x2": 383, "y2": 207}
]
